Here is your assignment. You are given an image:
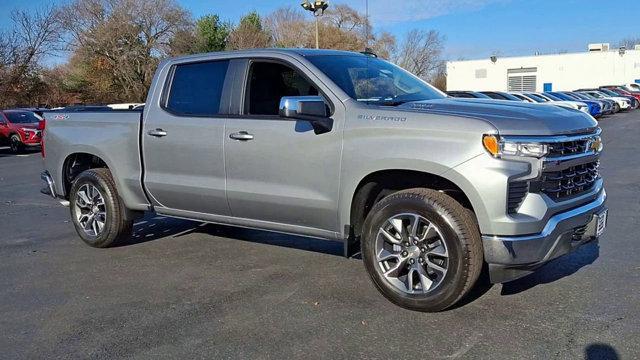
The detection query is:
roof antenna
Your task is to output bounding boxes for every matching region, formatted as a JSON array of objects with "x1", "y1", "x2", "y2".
[{"x1": 362, "y1": 0, "x2": 376, "y2": 56}]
